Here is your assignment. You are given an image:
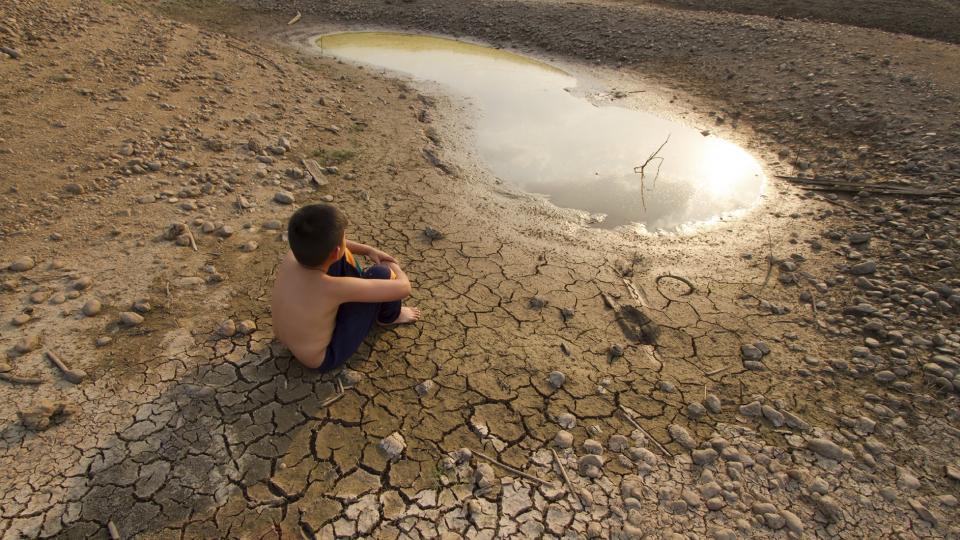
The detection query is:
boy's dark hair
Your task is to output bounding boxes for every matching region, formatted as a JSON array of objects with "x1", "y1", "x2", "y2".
[{"x1": 288, "y1": 204, "x2": 347, "y2": 267}]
